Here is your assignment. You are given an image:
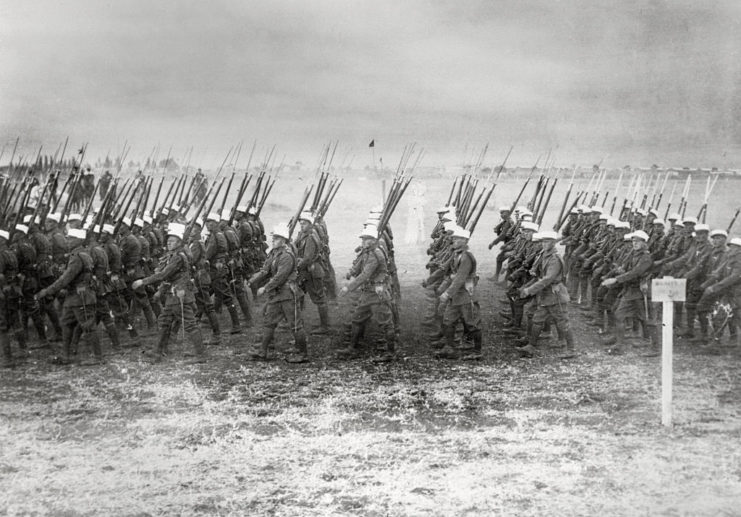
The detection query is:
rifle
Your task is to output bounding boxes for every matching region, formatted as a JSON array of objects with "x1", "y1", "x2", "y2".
[
  {"x1": 316, "y1": 178, "x2": 343, "y2": 220},
  {"x1": 229, "y1": 173, "x2": 253, "y2": 225},
  {"x1": 537, "y1": 177, "x2": 558, "y2": 225},
  {"x1": 509, "y1": 156, "x2": 540, "y2": 213},
  {"x1": 446, "y1": 176, "x2": 459, "y2": 206},
  {"x1": 256, "y1": 176, "x2": 278, "y2": 218},
  {"x1": 149, "y1": 175, "x2": 165, "y2": 218},
  {"x1": 113, "y1": 180, "x2": 142, "y2": 233},
  {"x1": 555, "y1": 167, "x2": 577, "y2": 229},
  {"x1": 8, "y1": 179, "x2": 32, "y2": 237},
  {"x1": 727, "y1": 208, "x2": 740, "y2": 233},
  {"x1": 468, "y1": 184, "x2": 496, "y2": 234},
  {"x1": 218, "y1": 170, "x2": 236, "y2": 218},
  {"x1": 288, "y1": 185, "x2": 314, "y2": 238}
]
